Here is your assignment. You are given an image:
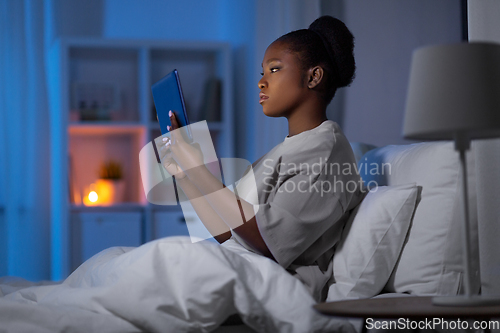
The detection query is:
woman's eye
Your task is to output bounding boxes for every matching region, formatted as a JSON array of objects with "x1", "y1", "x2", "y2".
[{"x1": 260, "y1": 68, "x2": 279, "y2": 76}]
